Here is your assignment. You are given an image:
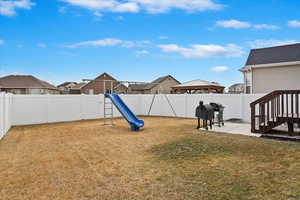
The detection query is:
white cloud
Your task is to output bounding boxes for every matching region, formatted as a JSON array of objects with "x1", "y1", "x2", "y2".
[
  {"x1": 65, "y1": 38, "x2": 122, "y2": 48},
  {"x1": 159, "y1": 36, "x2": 169, "y2": 40},
  {"x1": 132, "y1": 0, "x2": 223, "y2": 14},
  {"x1": 93, "y1": 10, "x2": 102, "y2": 17},
  {"x1": 115, "y1": 15, "x2": 124, "y2": 20},
  {"x1": 37, "y1": 43, "x2": 47, "y2": 48},
  {"x1": 216, "y1": 20, "x2": 279, "y2": 30},
  {"x1": 136, "y1": 50, "x2": 149, "y2": 55},
  {"x1": 64, "y1": 38, "x2": 151, "y2": 48},
  {"x1": 253, "y1": 24, "x2": 280, "y2": 30},
  {"x1": 58, "y1": 6, "x2": 67, "y2": 13},
  {"x1": 247, "y1": 39, "x2": 298, "y2": 49},
  {"x1": 59, "y1": 0, "x2": 223, "y2": 14},
  {"x1": 112, "y1": 2, "x2": 139, "y2": 12},
  {"x1": 288, "y1": 20, "x2": 300, "y2": 28},
  {"x1": 0, "y1": 39, "x2": 4, "y2": 45},
  {"x1": 158, "y1": 43, "x2": 244, "y2": 58},
  {"x1": 16, "y1": 44, "x2": 24, "y2": 48},
  {"x1": 216, "y1": 20, "x2": 251, "y2": 29},
  {"x1": 60, "y1": 0, "x2": 139, "y2": 13},
  {"x1": 0, "y1": 0, "x2": 35, "y2": 17},
  {"x1": 211, "y1": 66, "x2": 229, "y2": 72}
]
